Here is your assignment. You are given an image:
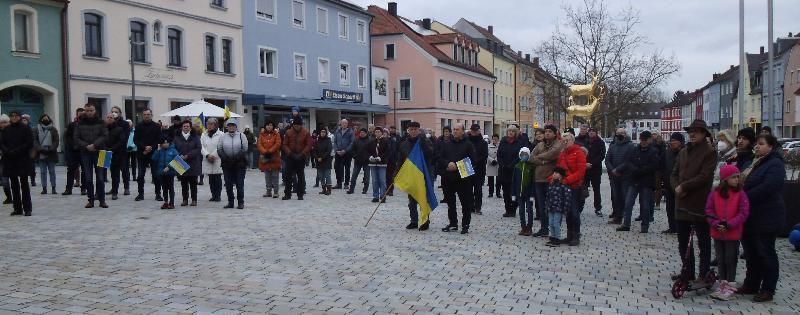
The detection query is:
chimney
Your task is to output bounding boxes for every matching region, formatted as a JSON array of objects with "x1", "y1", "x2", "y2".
[
  {"x1": 422, "y1": 18, "x2": 431, "y2": 30},
  {"x1": 525, "y1": 53, "x2": 530, "y2": 61},
  {"x1": 517, "y1": 50, "x2": 522, "y2": 57},
  {"x1": 533, "y1": 57, "x2": 539, "y2": 67},
  {"x1": 760, "y1": 46, "x2": 765, "y2": 54},
  {"x1": 487, "y1": 25, "x2": 493, "y2": 34},
  {"x1": 789, "y1": 32, "x2": 793, "y2": 37},
  {"x1": 730, "y1": 65, "x2": 734, "y2": 70},
  {"x1": 713, "y1": 73, "x2": 720, "y2": 80},
  {"x1": 388, "y1": 2, "x2": 397, "y2": 15}
]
